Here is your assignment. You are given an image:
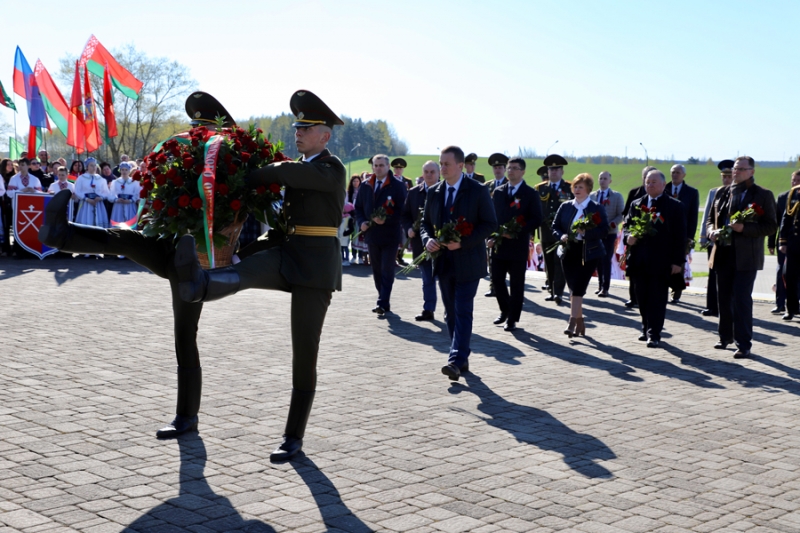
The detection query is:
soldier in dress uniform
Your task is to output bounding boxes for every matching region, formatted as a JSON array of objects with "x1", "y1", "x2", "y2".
[
  {"x1": 391, "y1": 158, "x2": 413, "y2": 266},
  {"x1": 488, "y1": 157, "x2": 543, "y2": 331},
  {"x1": 175, "y1": 89, "x2": 347, "y2": 461},
  {"x1": 769, "y1": 170, "x2": 800, "y2": 316},
  {"x1": 464, "y1": 153, "x2": 485, "y2": 183},
  {"x1": 483, "y1": 153, "x2": 509, "y2": 297},
  {"x1": 699, "y1": 160, "x2": 734, "y2": 316},
  {"x1": 779, "y1": 183, "x2": 800, "y2": 321},
  {"x1": 535, "y1": 154, "x2": 574, "y2": 304},
  {"x1": 39, "y1": 92, "x2": 236, "y2": 440},
  {"x1": 537, "y1": 166, "x2": 548, "y2": 181}
]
